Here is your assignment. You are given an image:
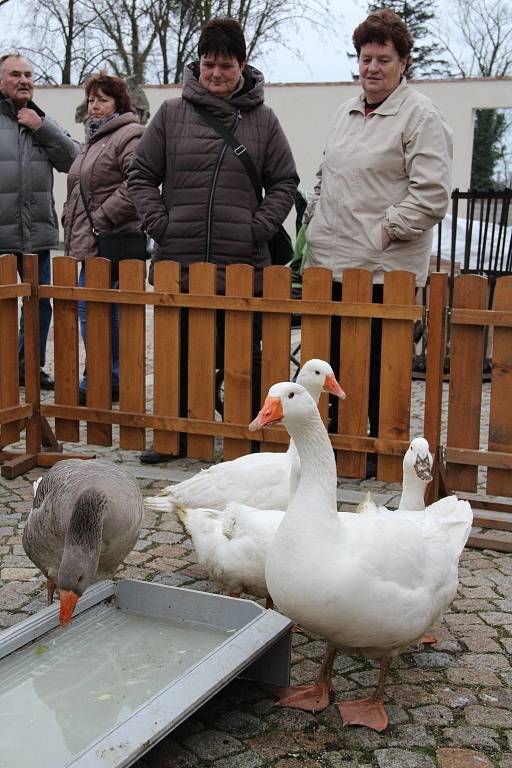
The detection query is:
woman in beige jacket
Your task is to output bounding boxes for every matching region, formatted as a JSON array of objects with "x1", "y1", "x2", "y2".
[
  {"x1": 63, "y1": 74, "x2": 144, "y2": 403},
  {"x1": 305, "y1": 9, "x2": 453, "y2": 476}
]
